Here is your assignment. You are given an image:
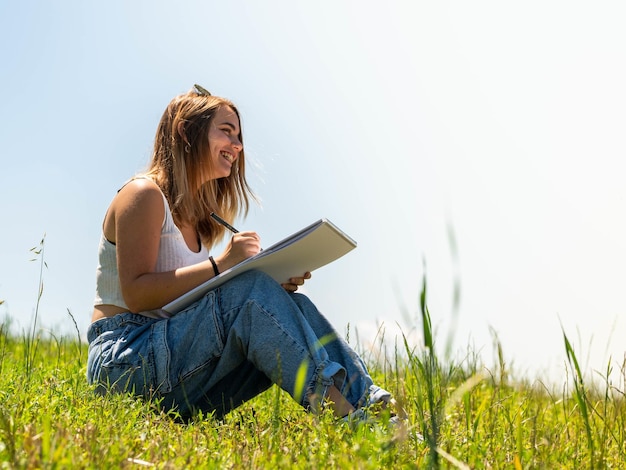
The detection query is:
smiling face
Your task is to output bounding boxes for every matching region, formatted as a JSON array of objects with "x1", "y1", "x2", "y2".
[{"x1": 206, "y1": 105, "x2": 243, "y2": 180}]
